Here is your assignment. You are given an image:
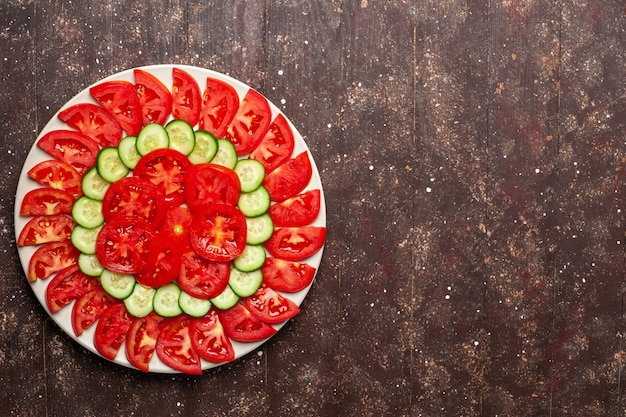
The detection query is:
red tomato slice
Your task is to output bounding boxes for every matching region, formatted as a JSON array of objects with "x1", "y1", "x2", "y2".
[
  {"x1": 156, "y1": 315, "x2": 202, "y2": 375},
  {"x1": 263, "y1": 151, "x2": 313, "y2": 202},
  {"x1": 90, "y1": 80, "x2": 143, "y2": 136},
  {"x1": 199, "y1": 77, "x2": 239, "y2": 138},
  {"x1": 245, "y1": 286, "x2": 300, "y2": 324},
  {"x1": 249, "y1": 114, "x2": 295, "y2": 173},
  {"x1": 264, "y1": 226, "x2": 326, "y2": 262},
  {"x1": 71, "y1": 285, "x2": 117, "y2": 336},
  {"x1": 134, "y1": 68, "x2": 173, "y2": 126},
  {"x1": 28, "y1": 241, "x2": 79, "y2": 282},
  {"x1": 95, "y1": 216, "x2": 158, "y2": 274},
  {"x1": 125, "y1": 312, "x2": 164, "y2": 372},
  {"x1": 58, "y1": 102, "x2": 123, "y2": 147},
  {"x1": 218, "y1": 301, "x2": 277, "y2": 343},
  {"x1": 158, "y1": 205, "x2": 193, "y2": 246},
  {"x1": 190, "y1": 308, "x2": 235, "y2": 363},
  {"x1": 171, "y1": 68, "x2": 201, "y2": 126},
  {"x1": 102, "y1": 176, "x2": 166, "y2": 226},
  {"x1": 178, "y1": 250, "x2": 230, "y2": 299},
  {"x1": 135, "y1": 233, "x2": 183, "y2": 288},
  {"x1": 94, "y1": 302, "x2": 133, "y2": 360},
  {"x1": 133, "y1": 148, "x2": 191, "y2": 208},
  {"x1": 17, "y1": 214, "x2": 75, "y2": 247},
  {"x1": 268, "y1": 189, "x2": 321, "y2": 227},
  {"x1": 189, "y1": 204, "x2": 247, "y2": 262},
  {"x1": 225, "y1": 89, "x2": 271, "y2": 154},
  {"x1": 37, "y1": 130, "x2": 100, "y2": 174},
  {"x1": 261, "y1": 258, "x2": 317, "y2": 293},
  {"x1": 20, "y1": 187, "x2": 75, "y2": 216},
  {"x1": 27, "y1": 159, "x2": 83, "y2": 198},
  {"x1": 184, "y1": 163, "x2": 241, "y2": 213},
  {"x1": 46, "y1": 265, "x2": 96, "y2": 313}
]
